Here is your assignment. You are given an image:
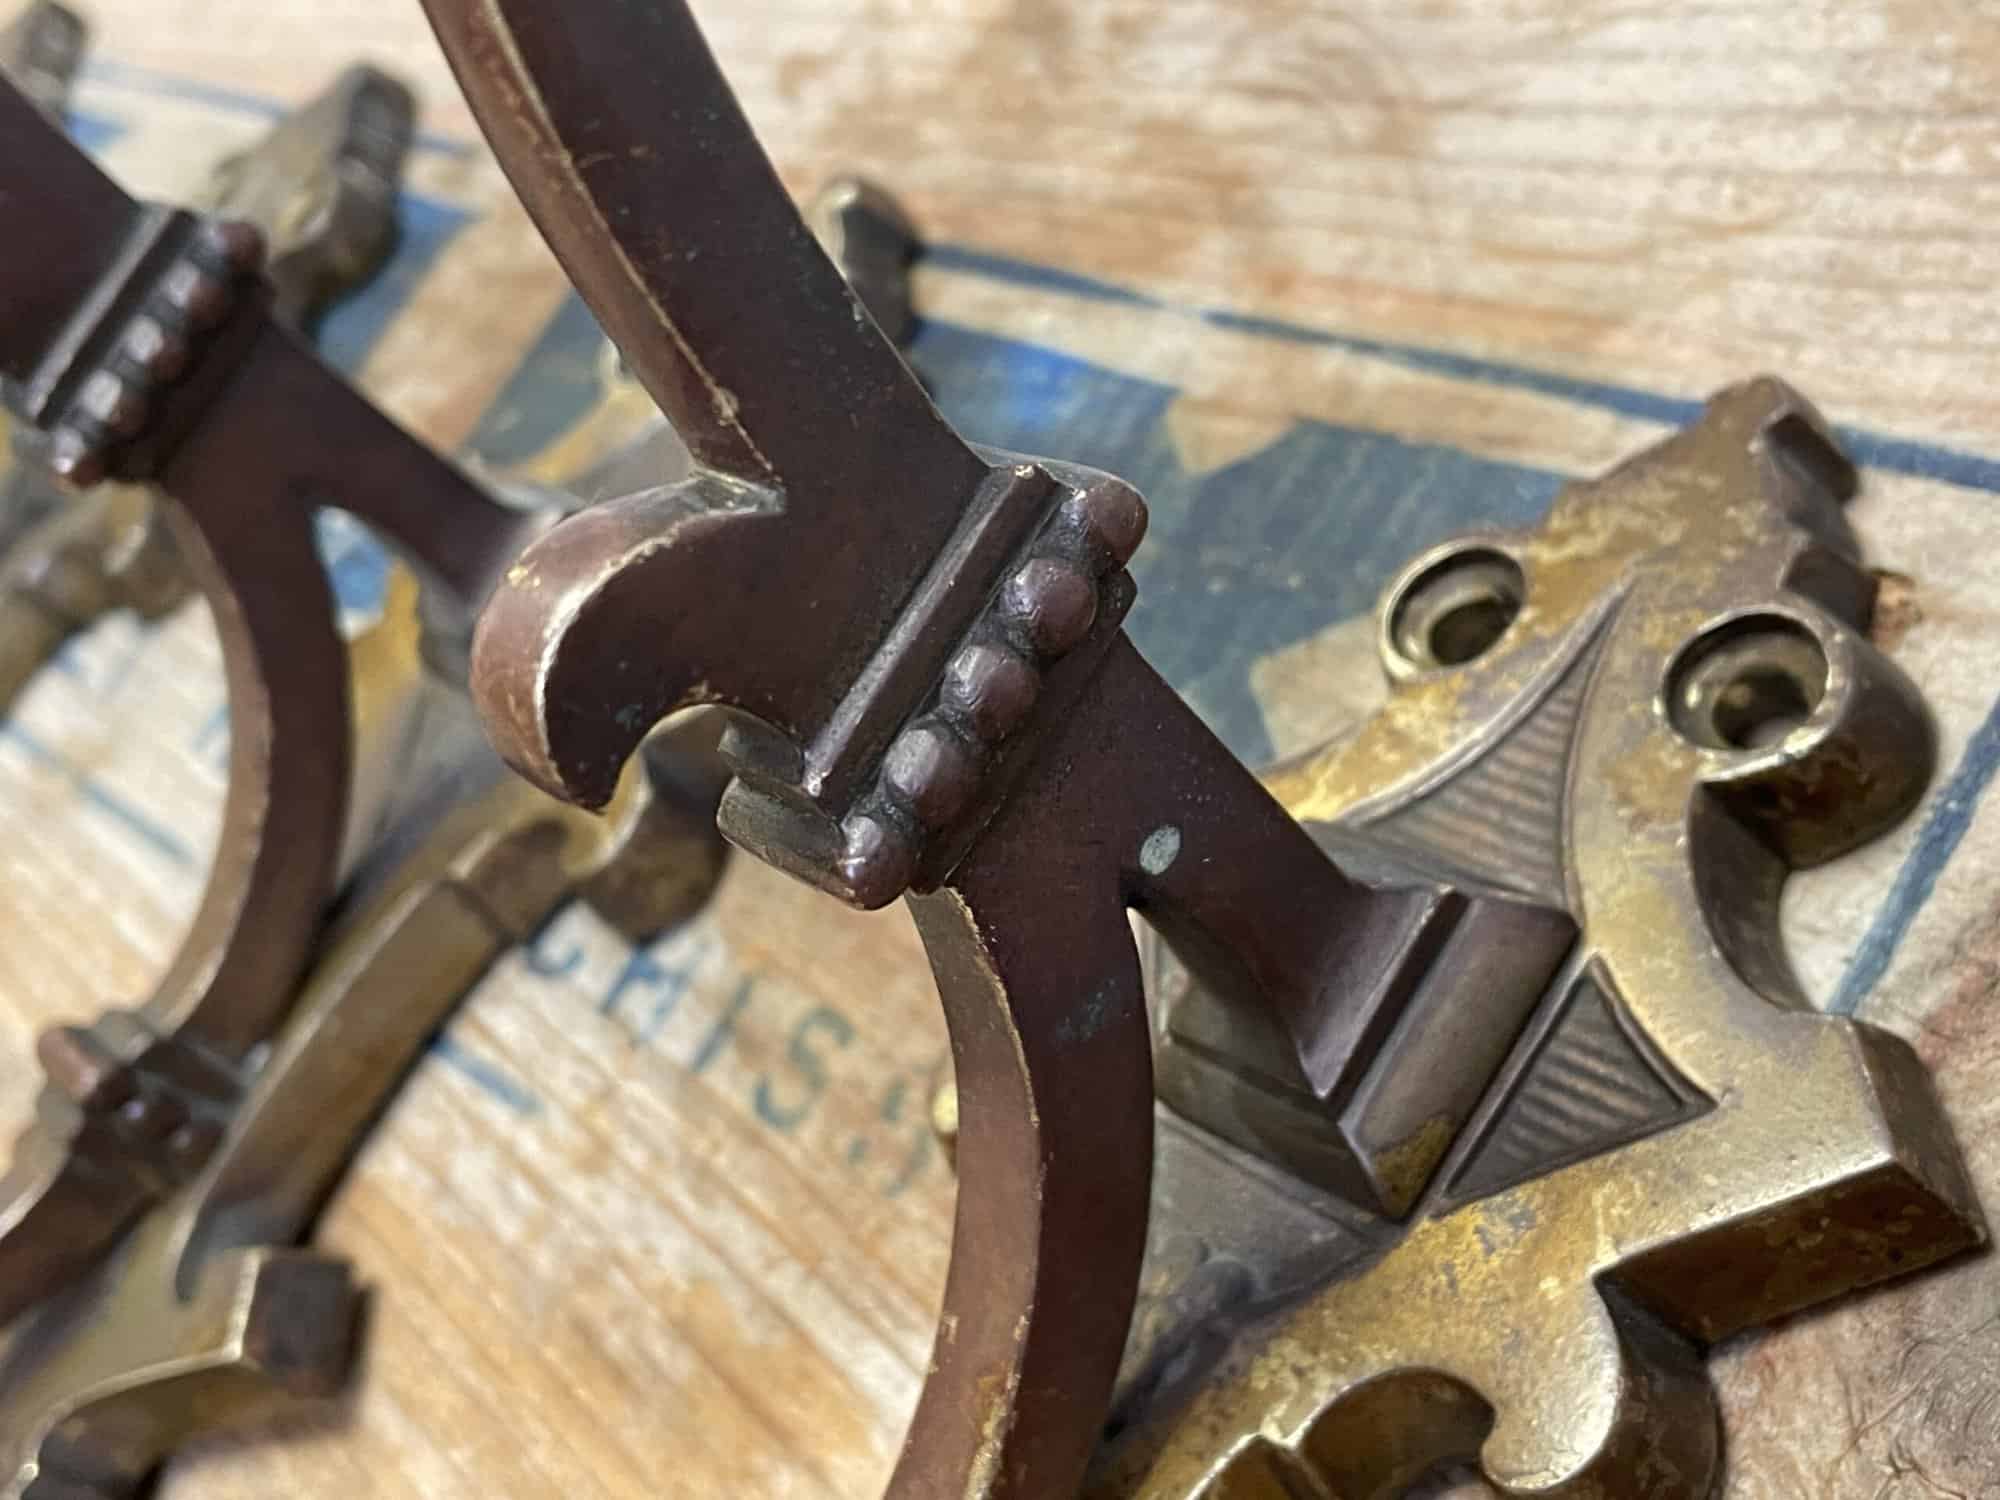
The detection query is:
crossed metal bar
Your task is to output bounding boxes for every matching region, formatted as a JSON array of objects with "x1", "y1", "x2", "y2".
[
  {"x1": 0, "y1": 63, "x2": 419, "y2": 715},
  {"x1": 0, "y1": 69, "x2": 545, "y2": 1324},
  {"x1": 0, "y1": 23, "x2": 1025, "y2": 1486},
  {"x1": 1, "y1": 5, "x2": 1973, "y2": 1498},
  {"x1": 417, "y1": 3, "x2": 1470, "y2": 1494}
]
